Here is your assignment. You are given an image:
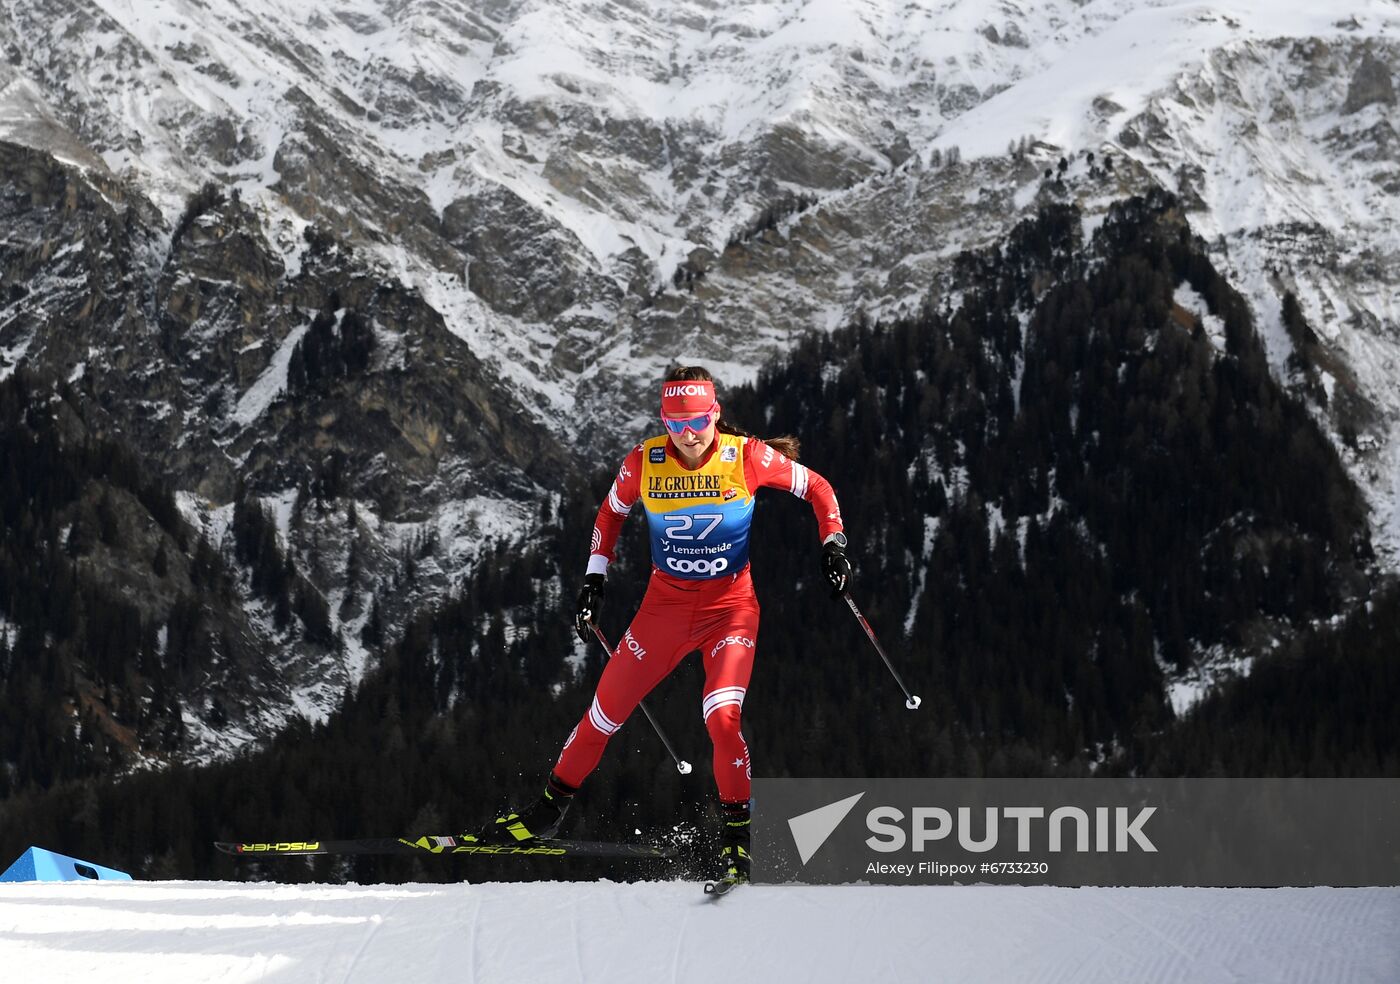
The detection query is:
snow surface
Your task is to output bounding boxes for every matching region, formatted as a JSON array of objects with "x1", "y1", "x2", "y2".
[
  {"x1": 1165, "y1": 644, "x2": 1254, "y2": 717},
  {"x1": 230, "y1": 321, "x2": 311, "y2": 429},
  {"x1": 1172, "y1": 282, "x2": 1227, "y2": 354},
  {"x1": 0, "y1": 880, "x2": 1396, "y2": 983}
]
